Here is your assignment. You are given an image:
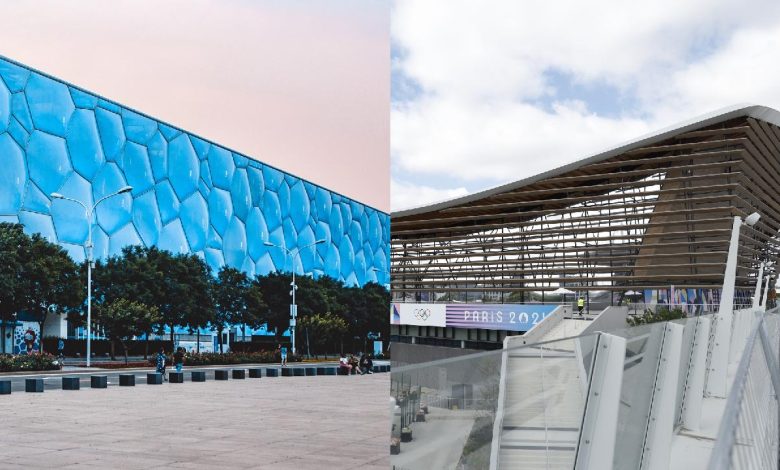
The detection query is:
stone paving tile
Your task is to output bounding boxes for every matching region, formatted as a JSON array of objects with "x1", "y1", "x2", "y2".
[{"x1": 0, "y1": 374, "x2": 390, "y2": 469}]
